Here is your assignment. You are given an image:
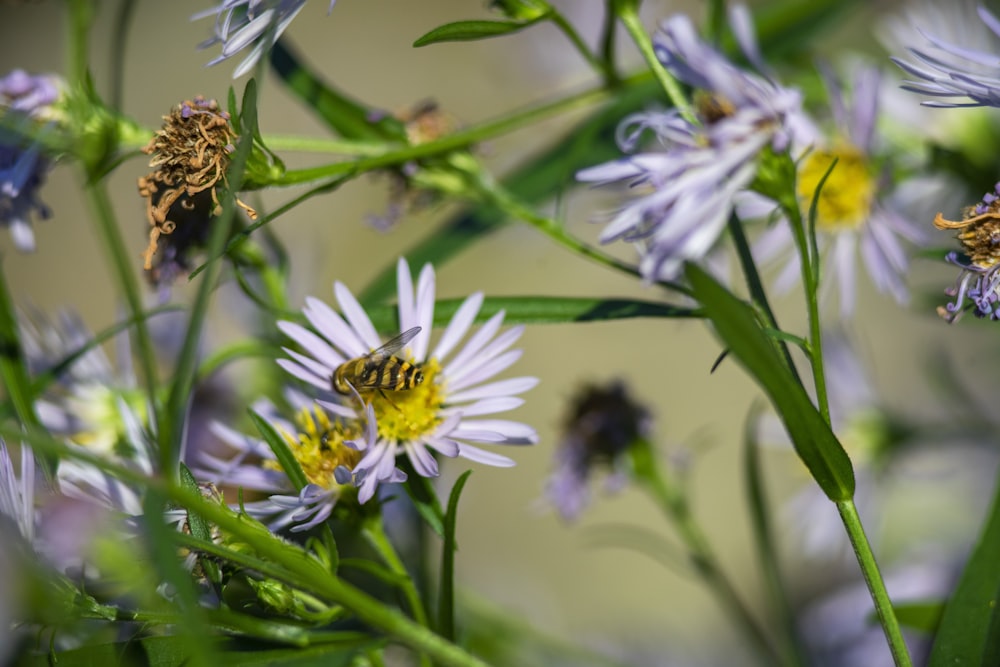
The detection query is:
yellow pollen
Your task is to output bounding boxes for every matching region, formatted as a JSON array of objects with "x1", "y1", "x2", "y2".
[
  {"x1": 67, "y1": 385, "x2": 148, "y2": 458},
  {"x1": 368, "y1": 358, "x2": 444, "y2": 443},
  {"x1": 269, "y1": 405, "x2": 361, "y2": 489},
  {"x1": 797, "y1": 145, "x2": 875, "y2": 232}
]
